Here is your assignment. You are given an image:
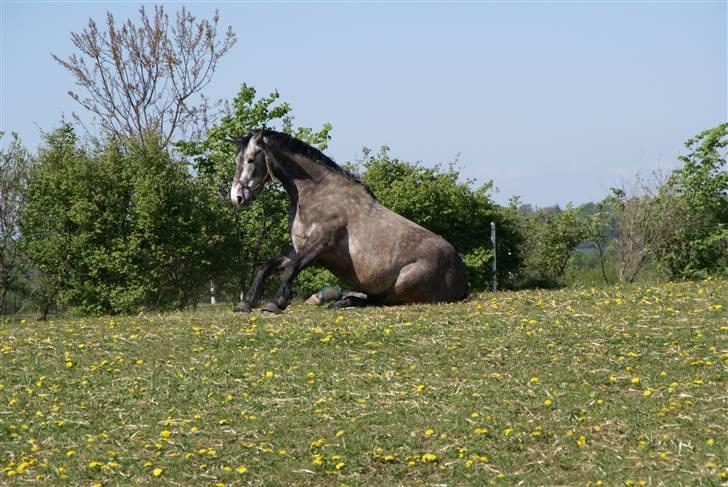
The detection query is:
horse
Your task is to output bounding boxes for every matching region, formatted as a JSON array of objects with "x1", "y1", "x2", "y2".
[{"x1": 229, "y1": 129, "x2": 468, "y2": 313}]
